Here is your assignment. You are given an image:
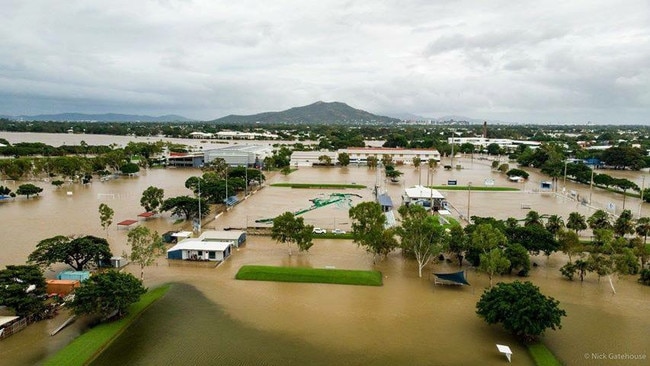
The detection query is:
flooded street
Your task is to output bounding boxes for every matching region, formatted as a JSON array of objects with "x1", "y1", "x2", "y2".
[{"x1": 0, "y1": 132, "x2": 649, "y2": 365}]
